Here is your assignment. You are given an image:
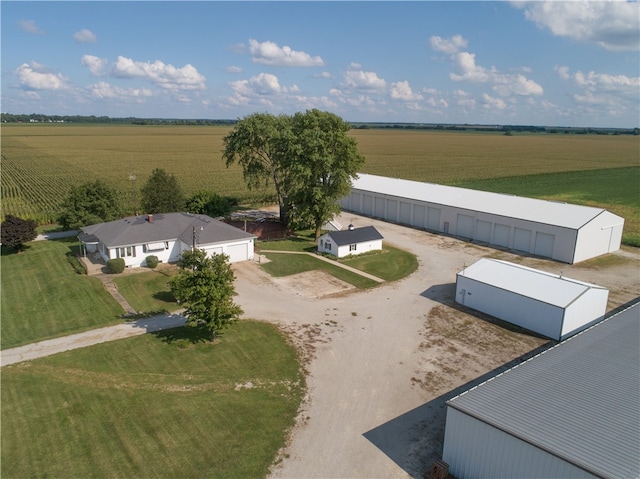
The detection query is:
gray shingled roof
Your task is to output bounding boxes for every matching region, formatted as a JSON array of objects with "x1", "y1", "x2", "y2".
[
  {"x1": 326, "y1": 226, "x2": 383, "y2": 247},
  {"x1": 79, "y1": 213, "x2": 255, "y2": 248},
  {"x1": 446, "y1": 302, "x2": 640, "y2": 479}
]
